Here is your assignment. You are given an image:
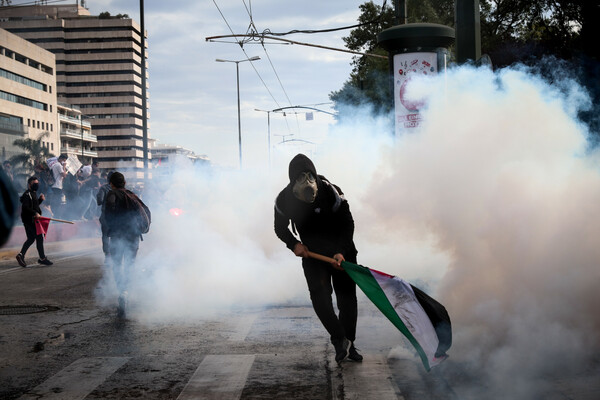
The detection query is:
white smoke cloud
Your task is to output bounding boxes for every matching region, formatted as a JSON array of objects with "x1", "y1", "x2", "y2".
[
  {"x1": 95, "y1": 61, "x2": 599, "y2": 397},
  {"x1": 365, "y1": 64, "x2": 600, "y2": 397}
]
